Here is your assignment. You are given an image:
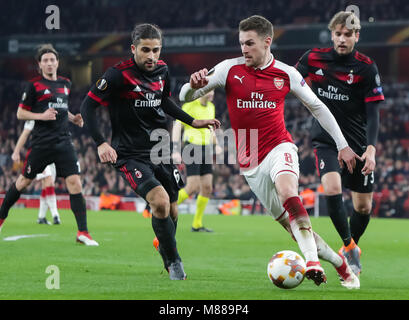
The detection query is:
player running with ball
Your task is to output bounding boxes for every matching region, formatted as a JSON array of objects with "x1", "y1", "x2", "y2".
[{"x1": 179, "y1": 15, "x2": 360, "y2": 288}]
